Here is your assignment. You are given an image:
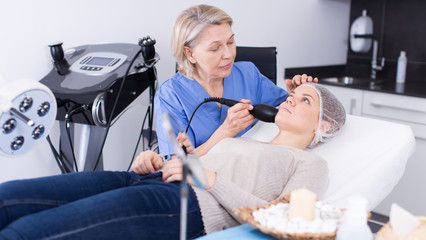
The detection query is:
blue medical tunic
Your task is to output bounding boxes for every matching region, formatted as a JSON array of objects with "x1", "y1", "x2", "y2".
[{"x1": 155, "y1": 61, "x2": 288, "y2": 156}]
